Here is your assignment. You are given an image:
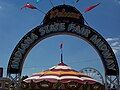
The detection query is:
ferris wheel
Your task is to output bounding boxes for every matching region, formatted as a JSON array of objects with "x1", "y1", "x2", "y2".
[{"x1": 80, "y1": 67, "x2": 104, "y2": 85}]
